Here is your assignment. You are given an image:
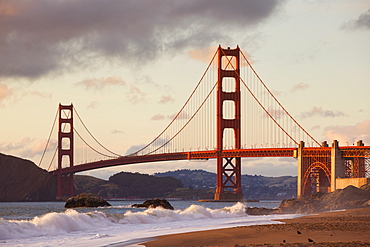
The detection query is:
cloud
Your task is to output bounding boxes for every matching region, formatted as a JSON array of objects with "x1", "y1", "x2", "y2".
[
  {"x1": 0, "y1": 83, "x2": 14, "y2": 106},
  {"x1": 20, "y1": 139, "x2": 57, "y2": 158},
  {"x1": 323, "y1": 119, "x2": 370, "y2": 145},
  {"x1": 86, "y1": 101, "x2": 99, "y2": 109},
  {"x1": 299, "y1": 106, "x2": 346, "y2": 119},
  {"x1": 159, "y1": 95, "x2": 175, "y2": 104},
  {"x1": 152, "y1": 111, "x2": 190, "y2": 121},
  {"x1": 75, "y1": 77, "x2": 126, "y2": 91},
  {"x1": 125, "y1": 144, "x2": 147, "y2": 155},
  {"x1": 342, "y1": 9, "x2": 370, "y2": 30},
  {"x1": 111, "y1": 129, "x2": 124, "y2": 135},
  {"x1": 0, "y1": 137, "x2": 57, "y2": 158},
  {"x1": 168, "y1": 111, "x2": 190, "y2": 120},
  {"x1": 291, "y1": 82, "x2": 309, "y2": 92},
  {"x1": 0, "y1": 137, "x2": 33, "y2": 153},
  {"x1": 310, "y1": 125, "x2": 320, "y2": 131},
  {"x1": 188, "y1": 46, "x2": 218, "y2": 63},
  {"x1": 151, "y1": 114, "x2": 166, "y2": 121},
  {"x1": 0, "y1": 0, "x2": 285, "y2": 79},
  {"x1": 124, "y1": 85, "x2": 147, "y2": 104},
  {"x1": 22, "y1": 91, "x2": 52, "y2": 100},
  {"x1": 242, "y1": 157, "x2": 297, "y2": 176},
  {"x1": 267, "y1": 108, "x2": 285, "y2": 120}
]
